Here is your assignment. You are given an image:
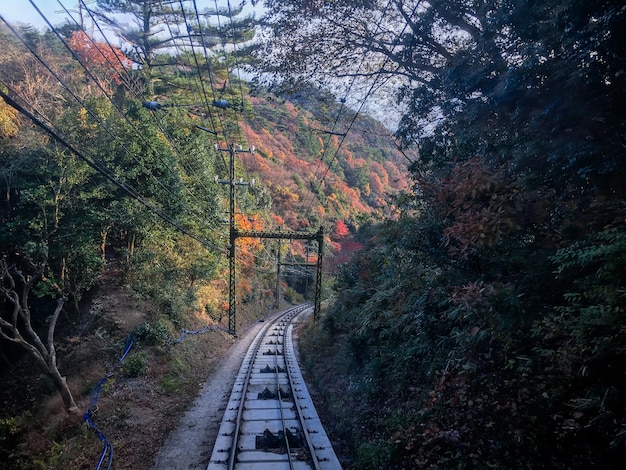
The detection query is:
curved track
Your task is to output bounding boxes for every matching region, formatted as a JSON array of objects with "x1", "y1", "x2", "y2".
[{"x1": 208, "y1": 305, "x2": 341, "y2": 470}]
